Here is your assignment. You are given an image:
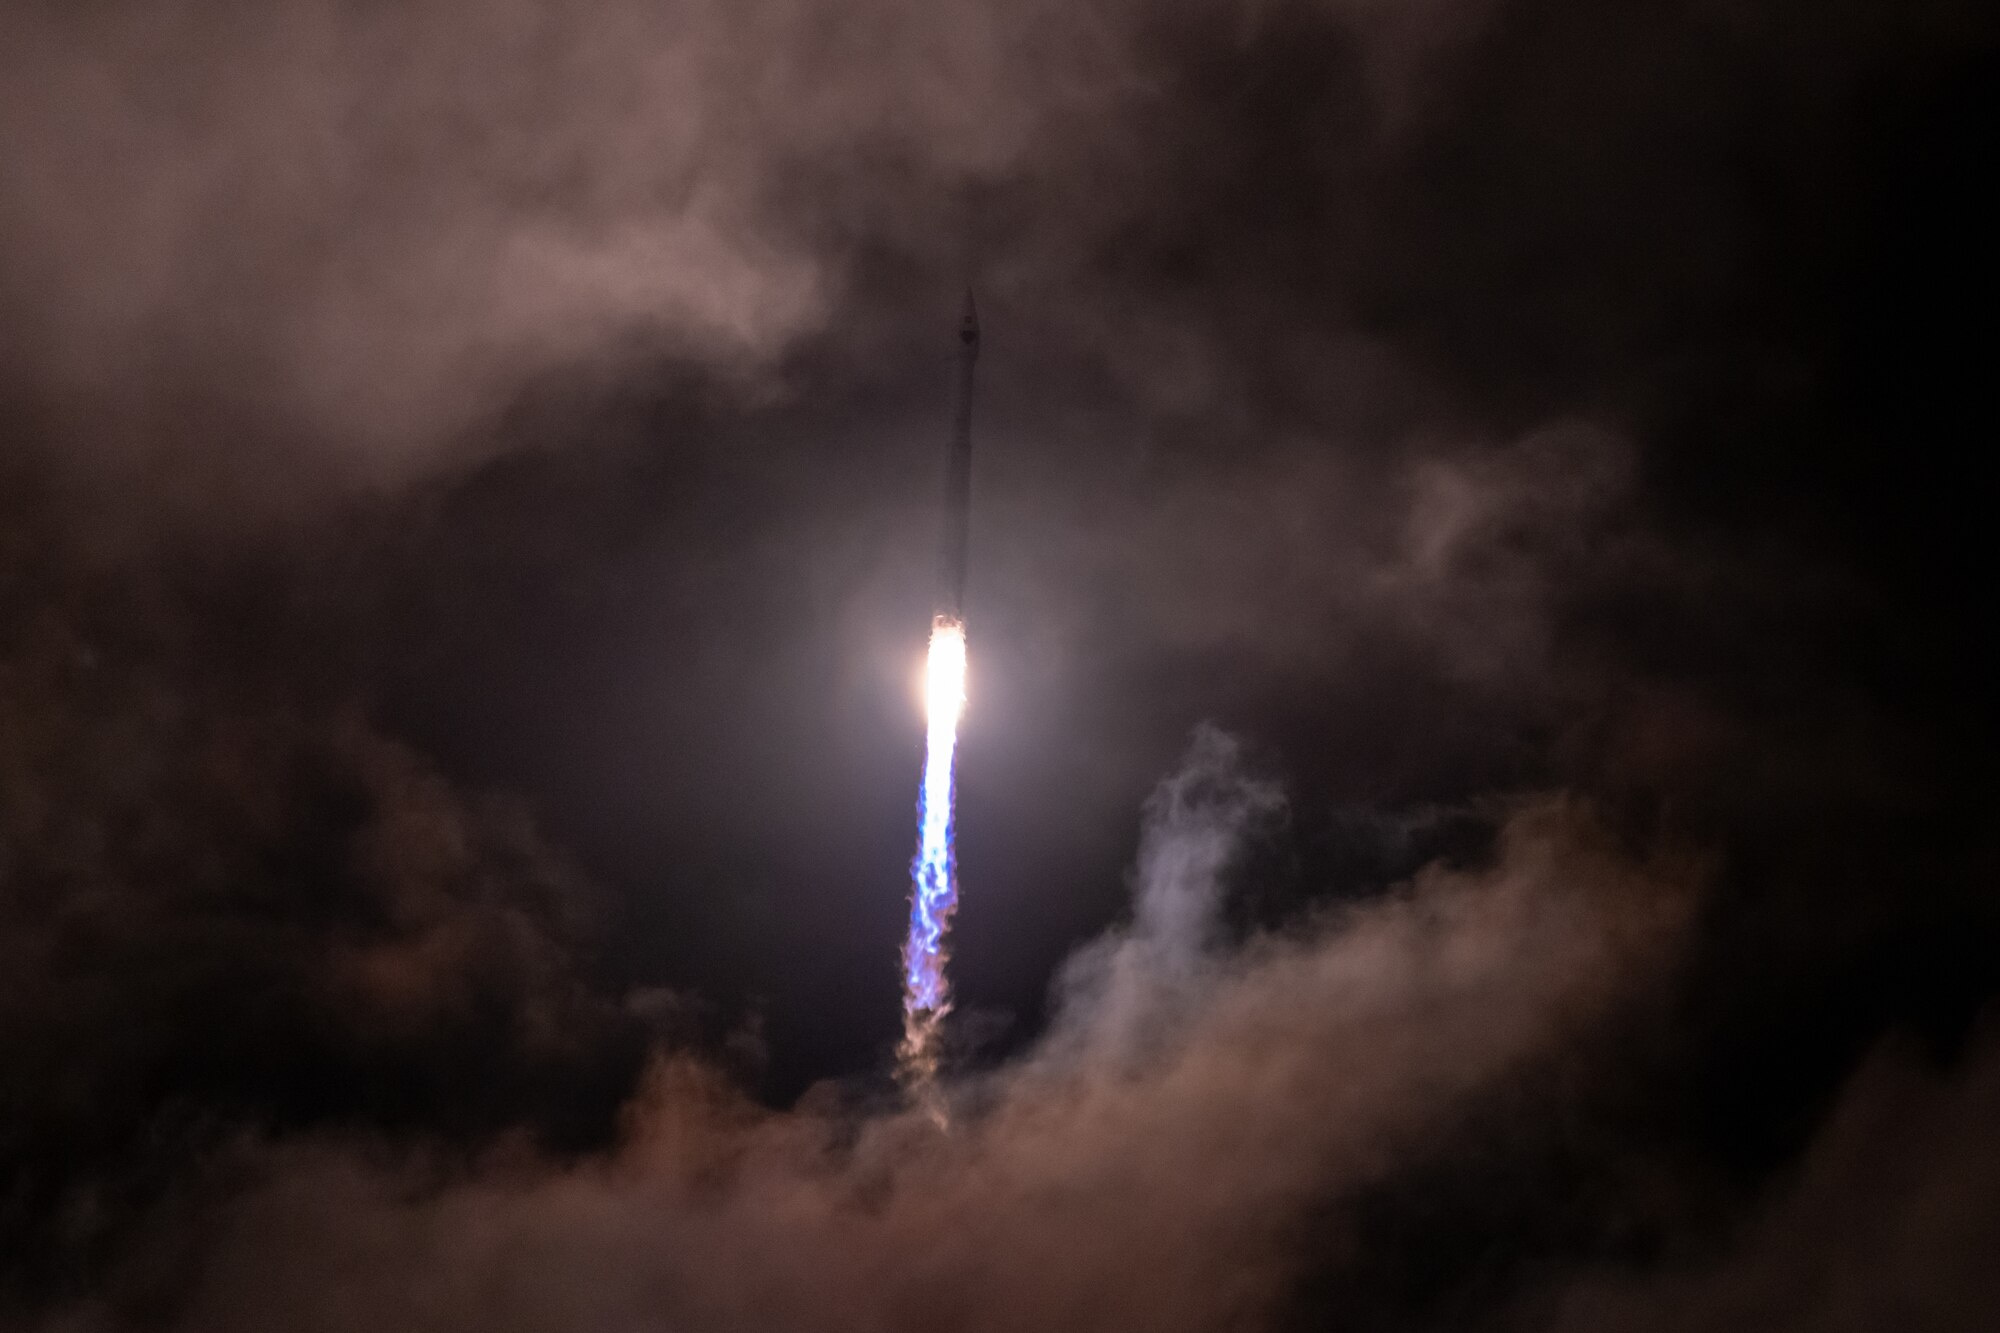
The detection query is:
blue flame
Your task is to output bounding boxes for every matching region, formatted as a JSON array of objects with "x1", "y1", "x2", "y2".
[{"x1": 902, "y1": 708, "x2": 959, "y2": 1012}]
